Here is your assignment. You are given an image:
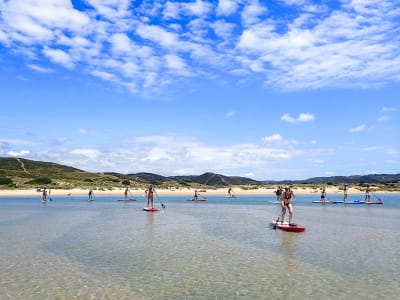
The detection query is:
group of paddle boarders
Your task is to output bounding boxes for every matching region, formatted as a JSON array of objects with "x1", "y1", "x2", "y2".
[{"x1": 320, "y1": 184, "x2": 373, "y2": 203}]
